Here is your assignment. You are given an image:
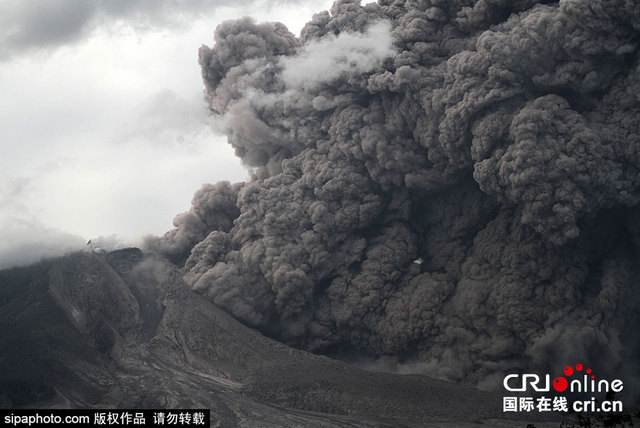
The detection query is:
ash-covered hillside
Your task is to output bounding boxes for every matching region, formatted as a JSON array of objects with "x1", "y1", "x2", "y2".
[
  {"x1": 145, "y1": 0, "x2": 640, "y2": 397},
  {"x1": 0, "y1": 248, "x2": 552, "y2": 426}
]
